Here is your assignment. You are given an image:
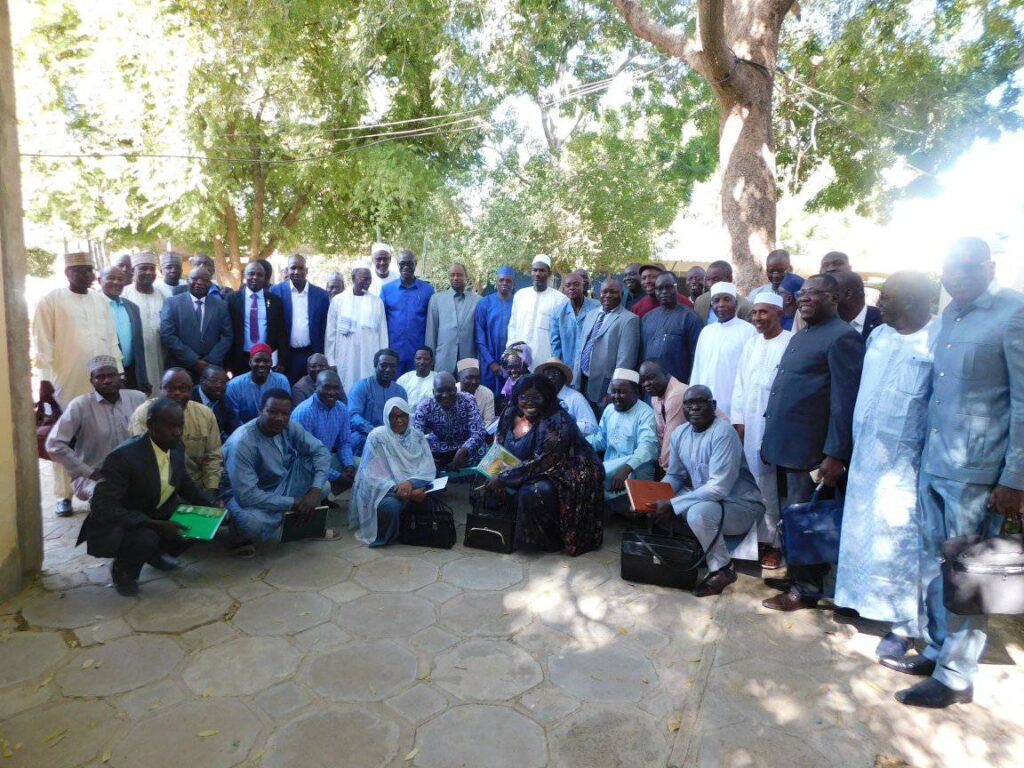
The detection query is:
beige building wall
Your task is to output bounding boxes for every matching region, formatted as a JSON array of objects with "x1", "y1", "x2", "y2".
[{"x1": 0, "y1": 0, "x2": 43, "y2": 599}]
